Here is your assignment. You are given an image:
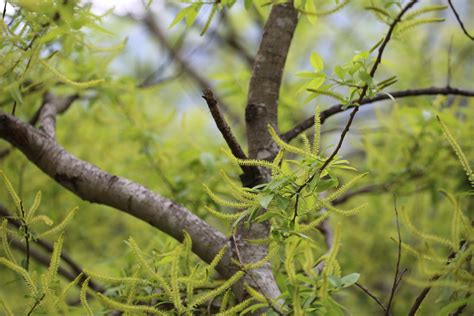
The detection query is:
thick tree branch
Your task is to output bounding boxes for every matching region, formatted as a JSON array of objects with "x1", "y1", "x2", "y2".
[
  {"x1": 0, "y1": 93, "x2": 79, "y2": 161},
  {"x1": 245, "y1": 2, "x2": 298, "y2": 164},
  {"x1": 232, "y1": 1, "x2": 299, "y2": 306},
  {"x1": 0, "y1": 112, "x2": 234, "y2": 277},
  {"x1": 282, "y1": 86, "x2": 474, "y2": 142}
]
